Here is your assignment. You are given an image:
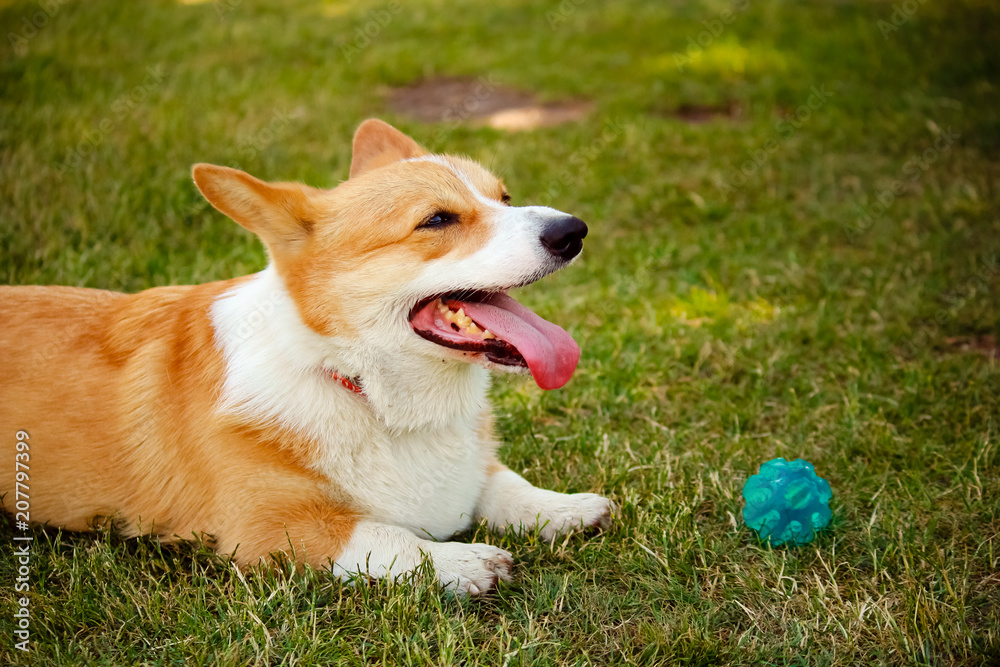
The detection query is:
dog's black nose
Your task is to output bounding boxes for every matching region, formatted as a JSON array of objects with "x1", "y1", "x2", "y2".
[{"x1": 540, "y1": 215, "x2": 588, "y2": 260}]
